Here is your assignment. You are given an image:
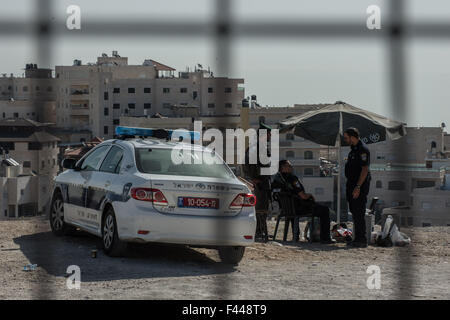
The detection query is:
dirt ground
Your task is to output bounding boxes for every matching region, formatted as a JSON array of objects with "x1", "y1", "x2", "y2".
[{"x1": 0, "y1": 216, "x2": 448, "y2": 300}]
